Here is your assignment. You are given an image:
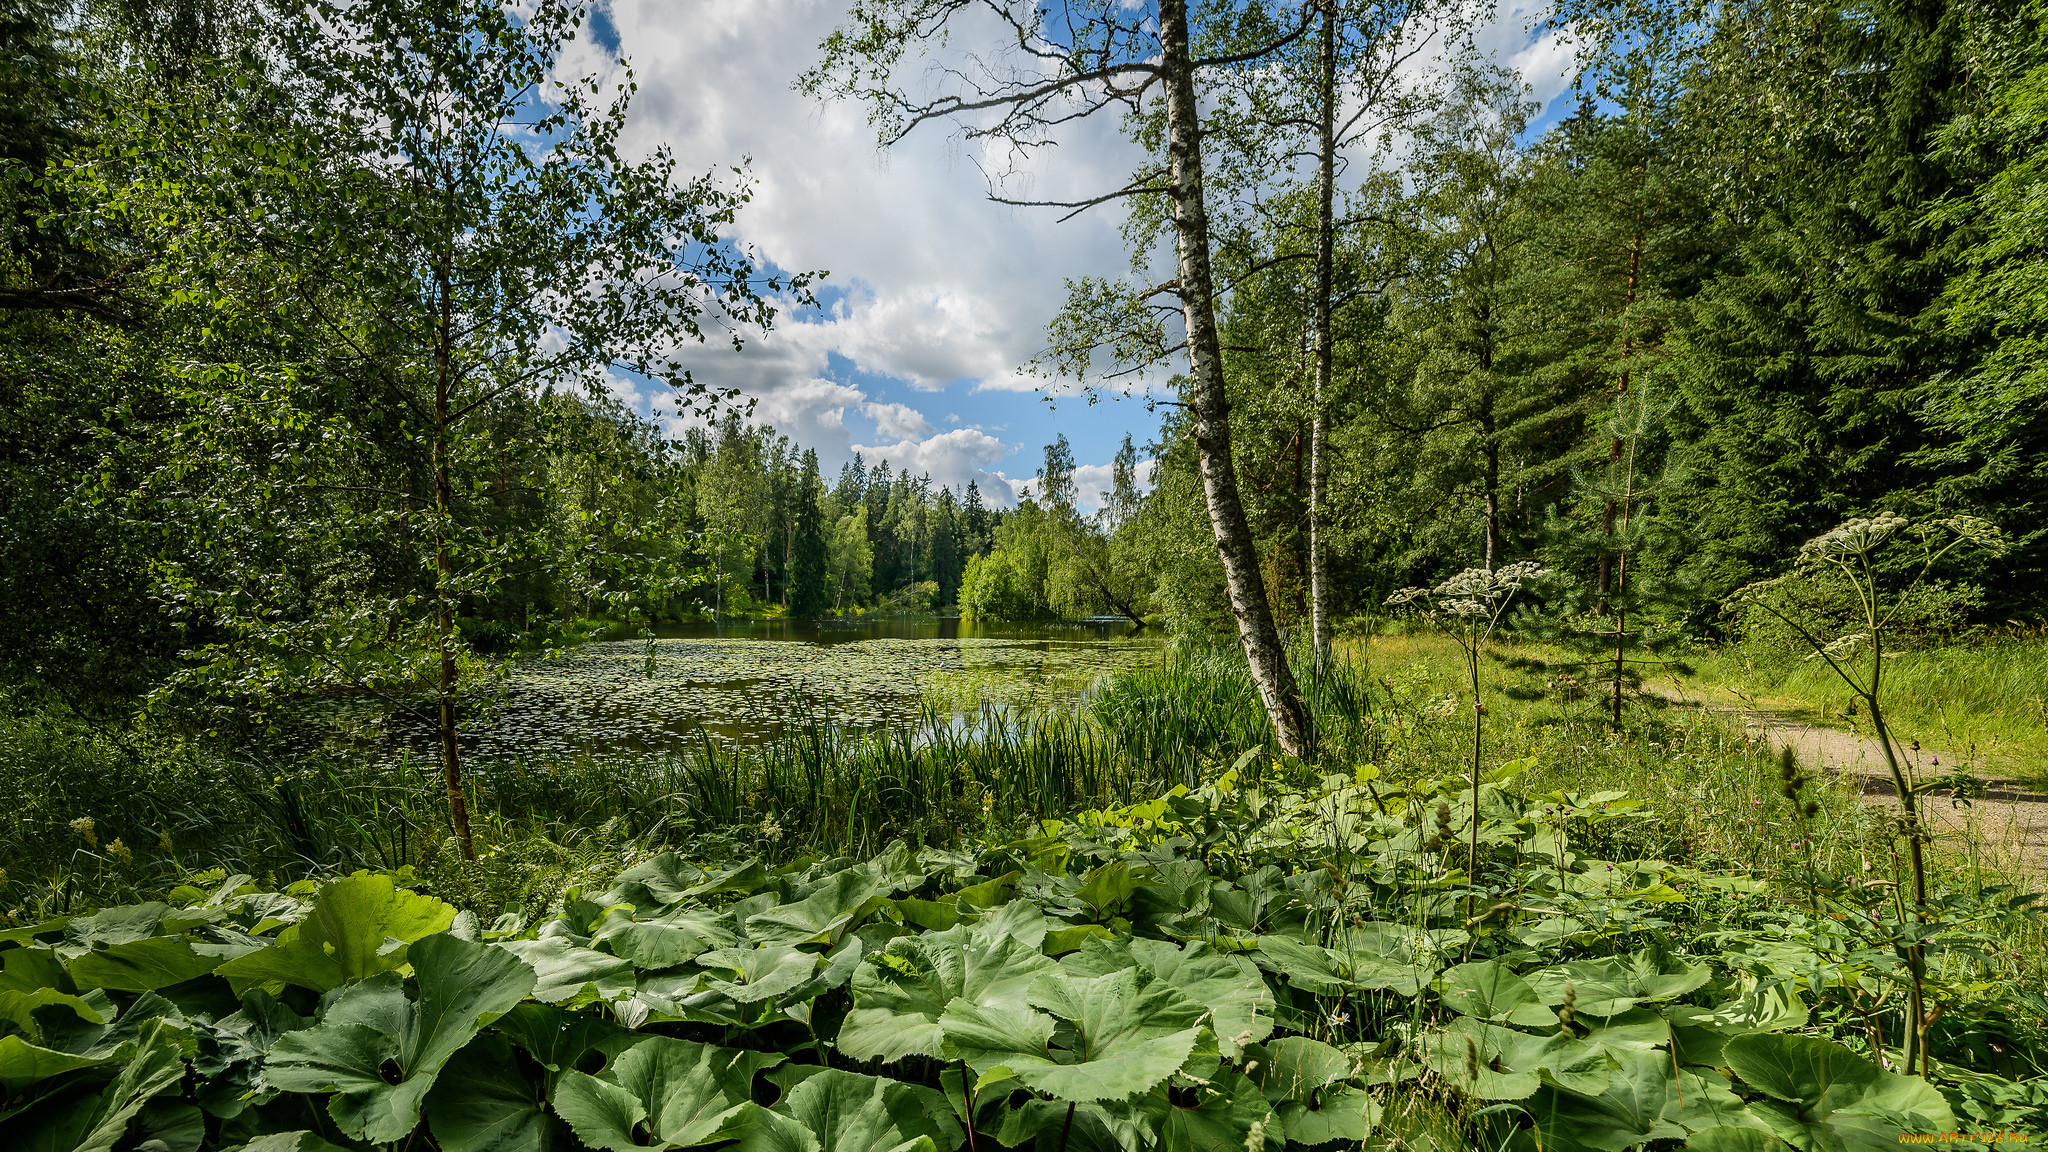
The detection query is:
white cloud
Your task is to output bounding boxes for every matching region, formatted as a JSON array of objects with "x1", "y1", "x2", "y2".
[
  {"x1": 567, "y1": 0, "x2": 1565, "y2": 503},
  {"x1": 851, "y1": 428, "x2": 1017, "y2": 498},
  {"x1": 863, "y1": 400, "x2": 936, "y2": 441},
  {"x1": 560, "y1": 0, "x2": 1144, "y2": 436}
]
